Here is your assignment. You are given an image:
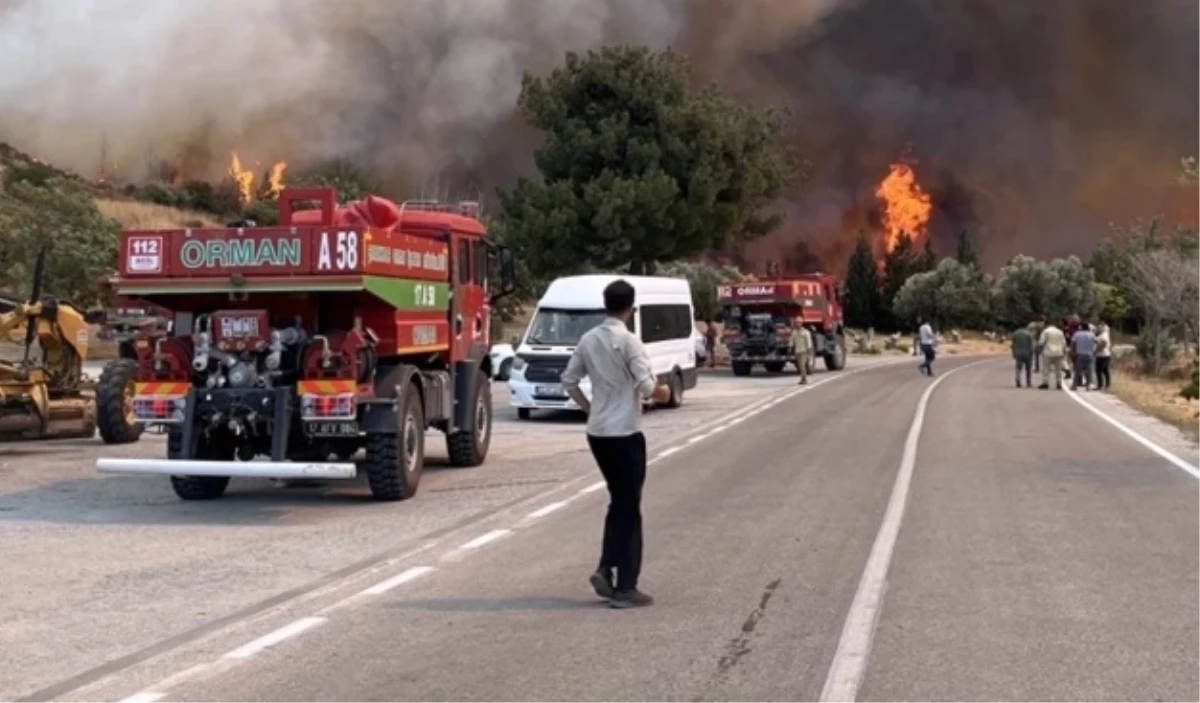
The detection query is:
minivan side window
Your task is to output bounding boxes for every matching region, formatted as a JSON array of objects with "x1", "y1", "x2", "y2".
[{"x1": 639, "y1": 304, "x2": 692, "y2": 344}]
